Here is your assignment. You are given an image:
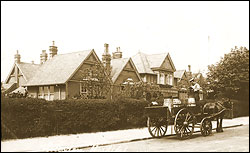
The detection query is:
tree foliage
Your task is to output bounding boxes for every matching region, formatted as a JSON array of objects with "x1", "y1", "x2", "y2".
[
  {"x1": 78, "y1": 62, "x2": 111, "y2": 99},
  {"x1": 206, "y1": 46, "x2": 249, "y2": 99},
  {"x1": 113, "y1": 81, "x2": 164, "y2": 104}
]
